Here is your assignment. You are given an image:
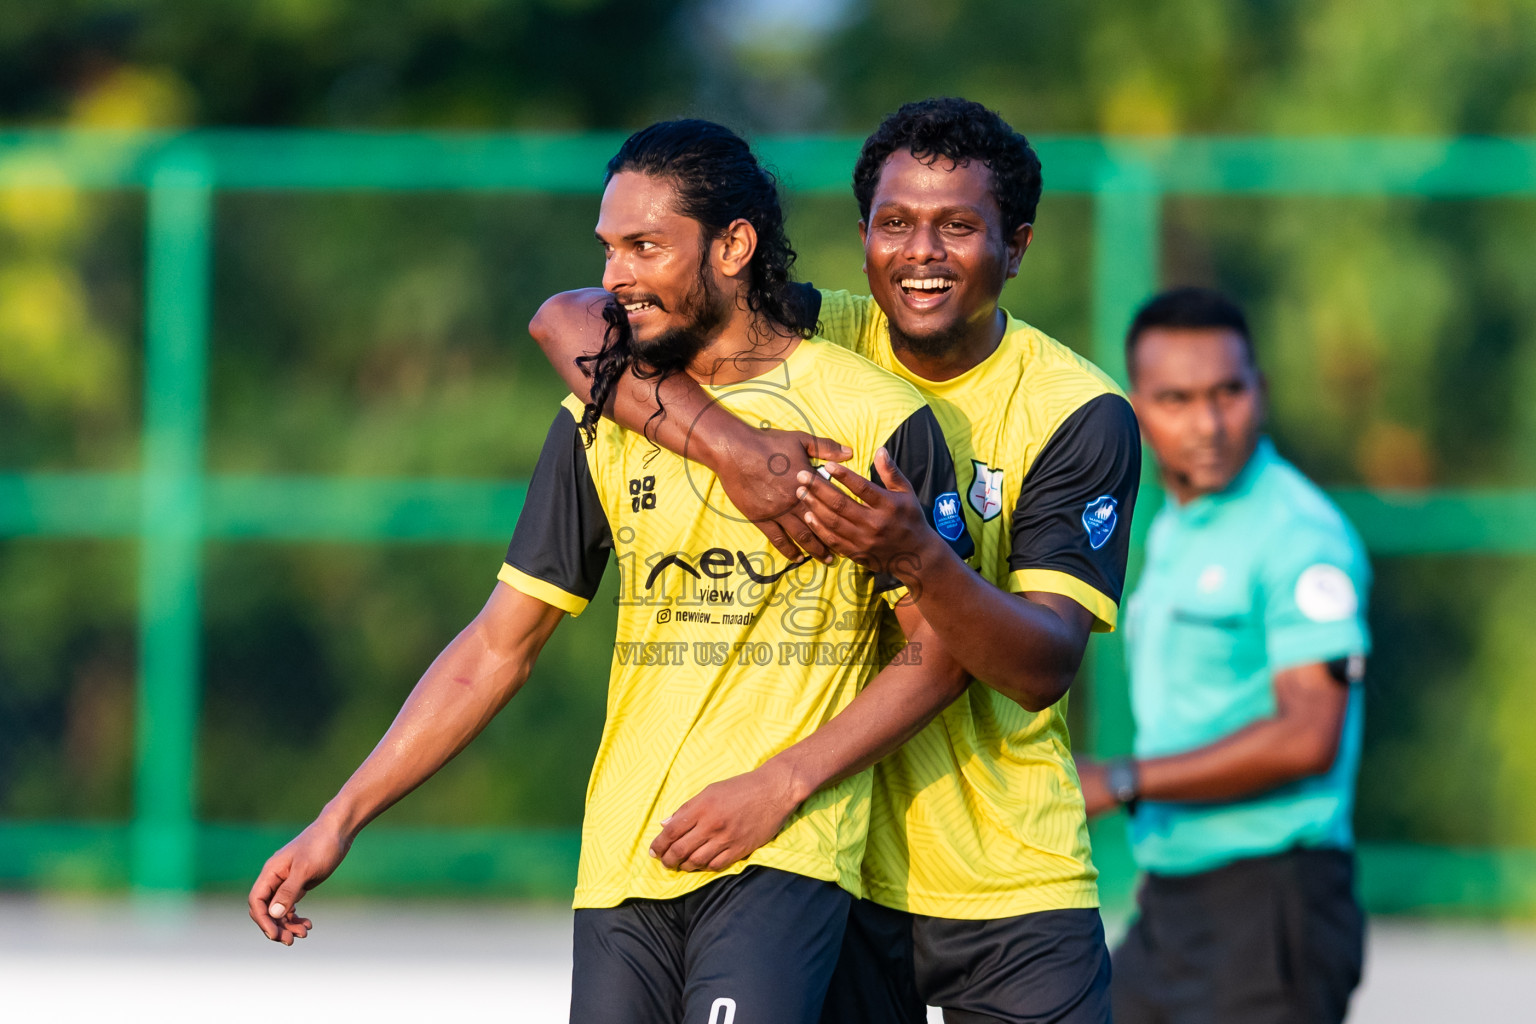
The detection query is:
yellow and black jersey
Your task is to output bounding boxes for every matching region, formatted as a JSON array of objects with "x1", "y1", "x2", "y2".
[
  {"x1": 812, "y1": 288, "x2": 1142, "y2": 920},
  {"x1": 499, "y1": 336, "x2": 973, "y2": 910}
]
